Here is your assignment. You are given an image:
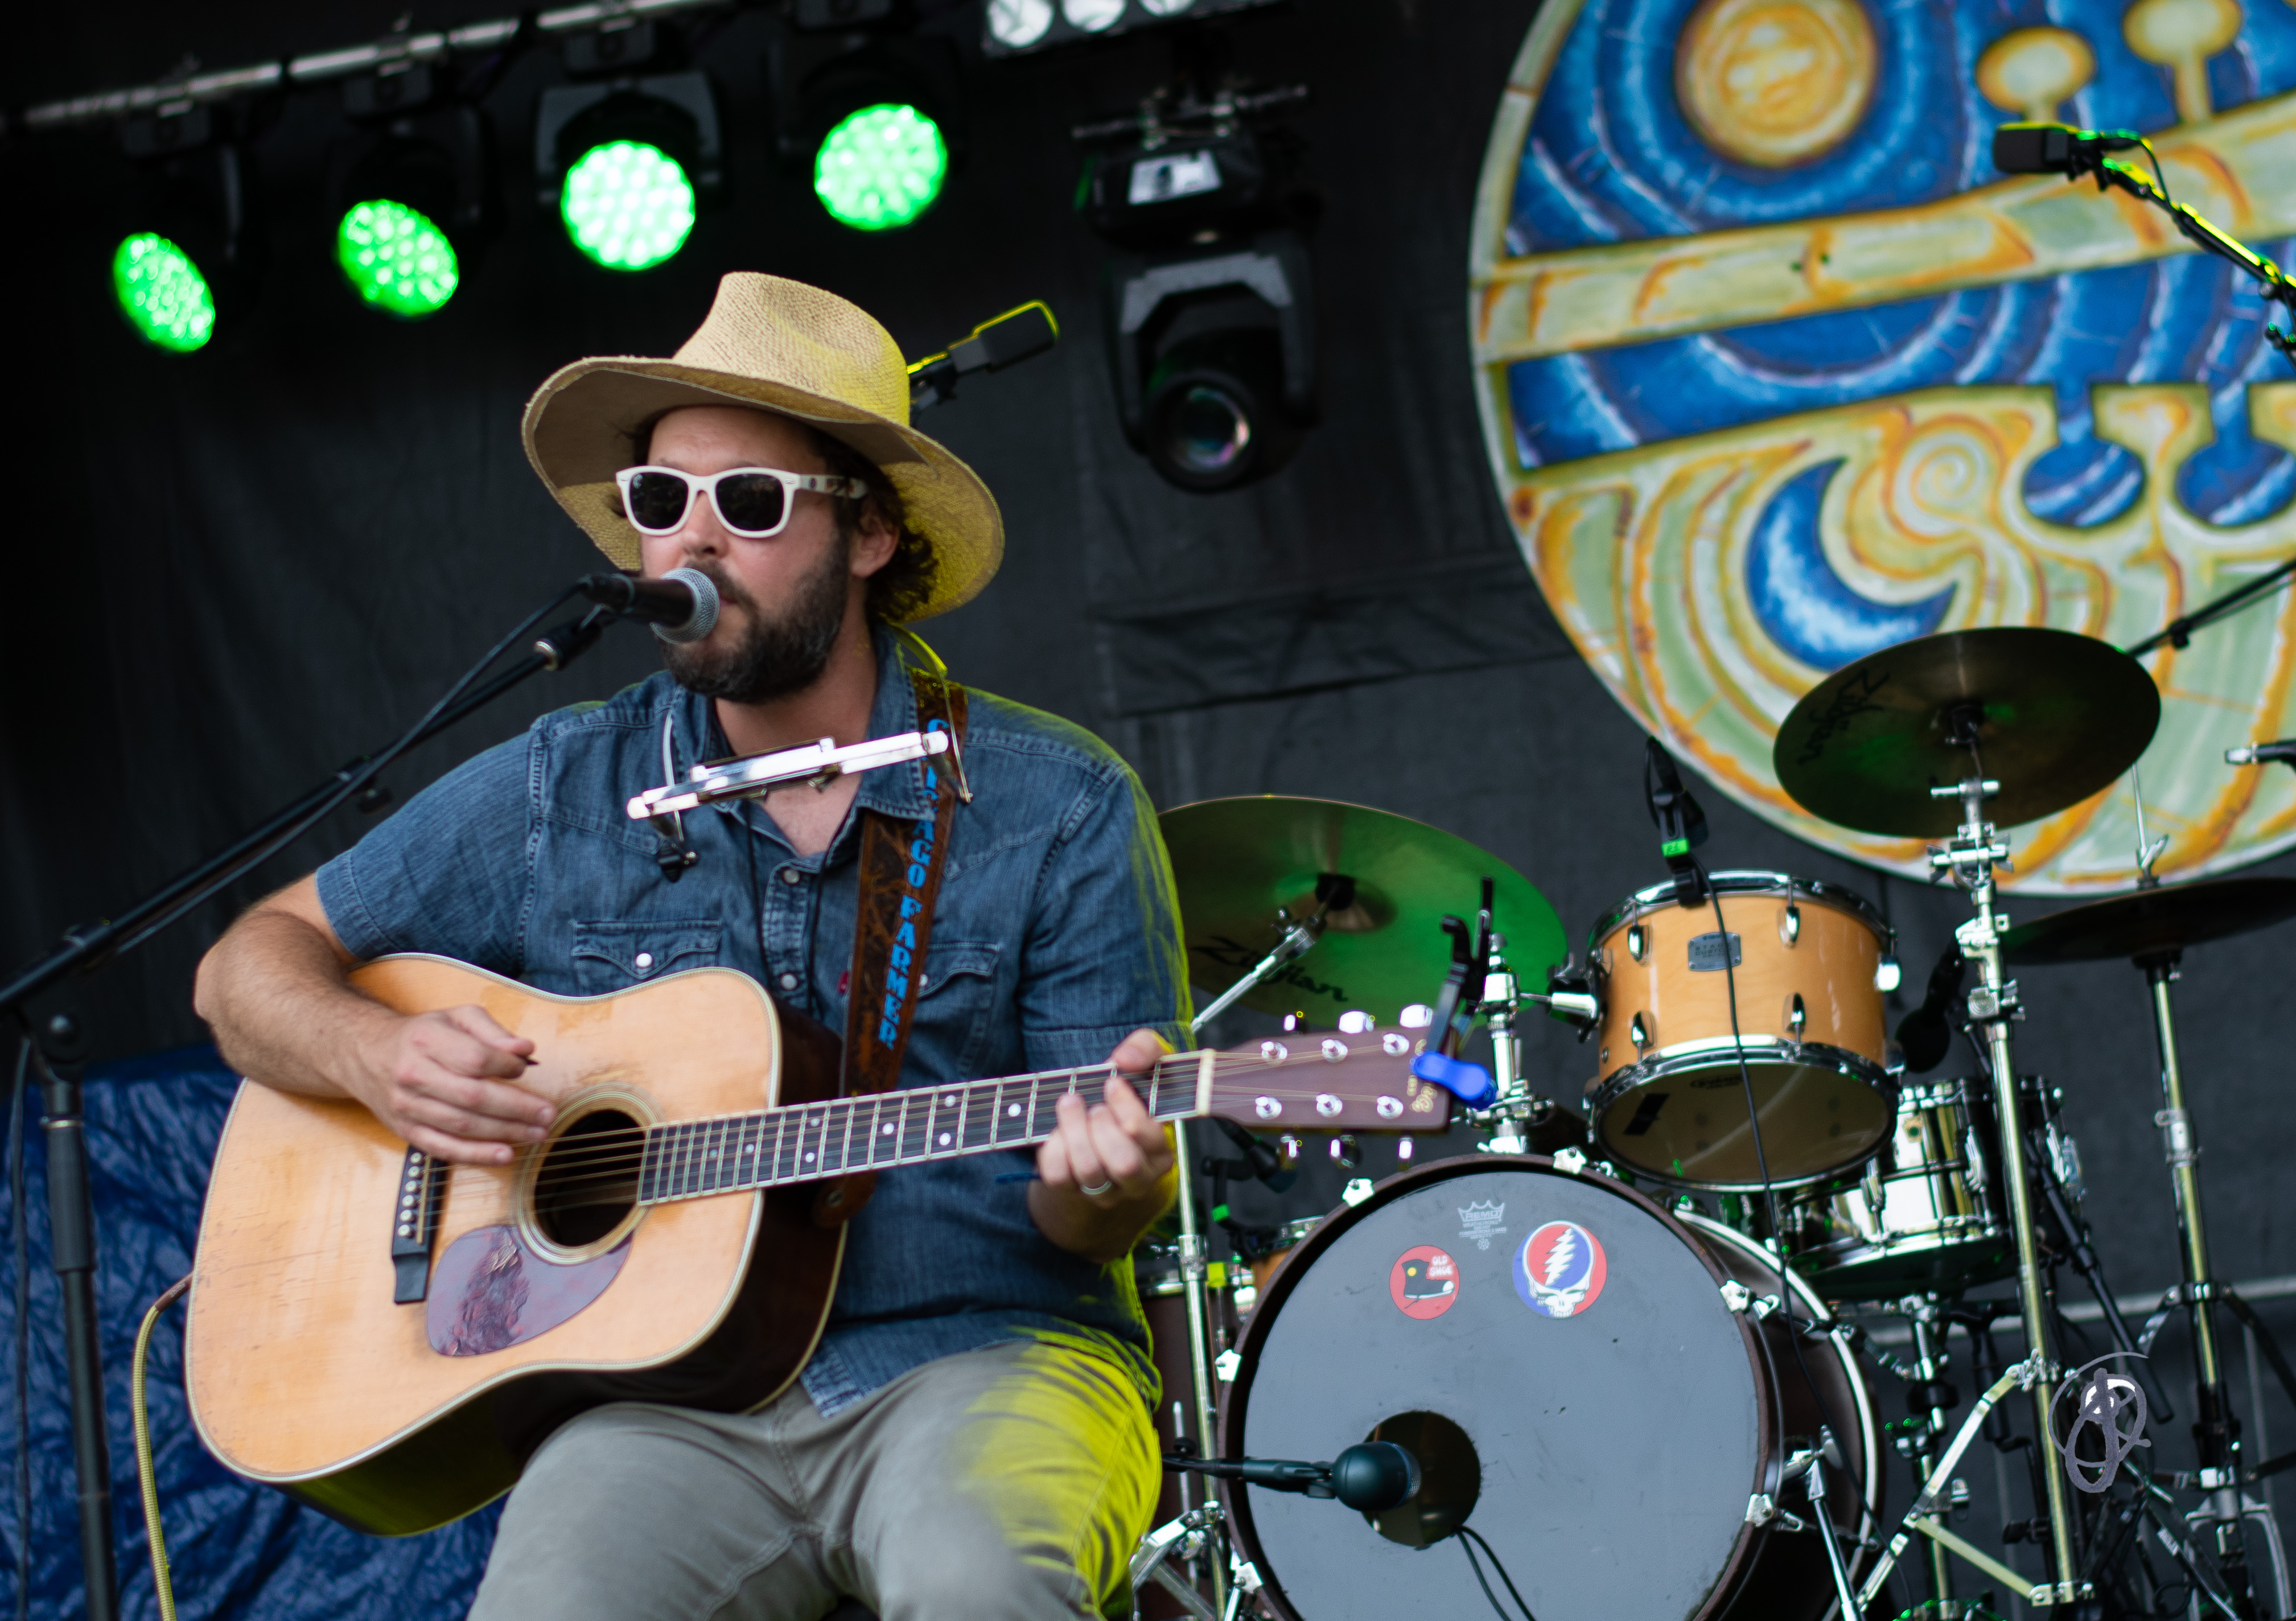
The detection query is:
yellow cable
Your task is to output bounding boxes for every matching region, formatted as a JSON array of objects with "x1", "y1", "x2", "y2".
[{"x1": 131, "y1": 1276, "x2": 192, "y2": 1621}]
